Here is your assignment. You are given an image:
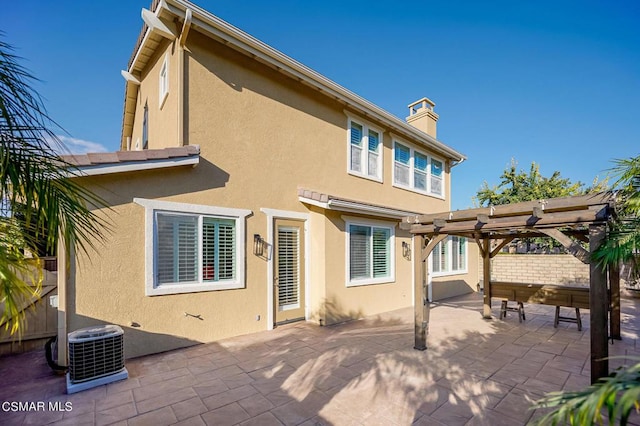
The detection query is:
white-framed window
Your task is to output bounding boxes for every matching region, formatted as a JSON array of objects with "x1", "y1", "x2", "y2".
[
  {"x1": 348, "y1": 117, "x2": 383, "y2": 182},
  {"x1": 134, "y1": 198, "x2": 251, "y2": 296},
  {"x1": 345, "y1": 218, "x2": 395, "y2": 286},
  {"x1": 432, "y1": 236, "x2": 467, "y2": 276},
  {"x1": 159, "y1": 53, "x2": 169, "y2": 108},
  {"x1": 393, "y1": 141, "x2": 445, "y2": 197}
]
